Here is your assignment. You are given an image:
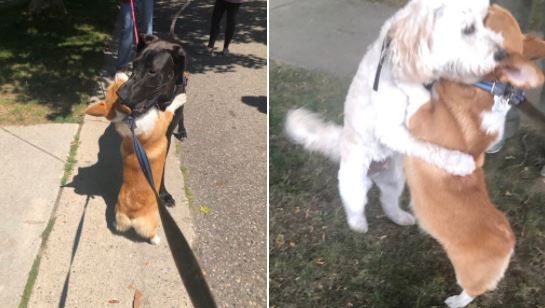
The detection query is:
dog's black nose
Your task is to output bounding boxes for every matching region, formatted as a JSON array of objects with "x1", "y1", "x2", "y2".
[{"x1": 494, "y1": 49, "x2": 508, "y2": 62}]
